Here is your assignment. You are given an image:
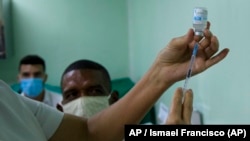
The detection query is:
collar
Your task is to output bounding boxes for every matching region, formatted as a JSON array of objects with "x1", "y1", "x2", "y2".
[{"x1": 21, "y1": 89, "x2": 48, "y2": 103}]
